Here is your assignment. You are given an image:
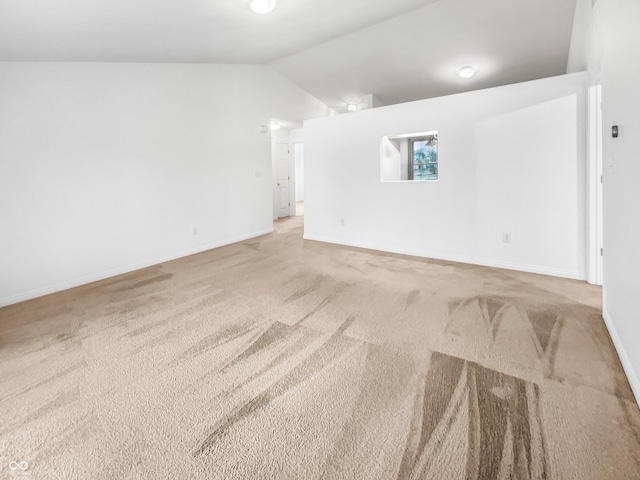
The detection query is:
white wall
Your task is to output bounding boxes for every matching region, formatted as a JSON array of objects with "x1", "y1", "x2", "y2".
[
  {"x1": 290, "y1": 128, "x2": 305, "y2": 203},
  {"x1": 0, "y1": 62, "x2": 329, "y2": 306},
  {"x1": 289, "y1": 128, "x2": 304, "y2": 145},
  {"x1": 304, "y1": 73, "x2": 589, "y2": 279},
  {"x1": 568, "y1": 0, "x2": 640, "y2": 402},
  {"x1": 380, "y1": 137, "x2": 402, "y2": 182}
]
